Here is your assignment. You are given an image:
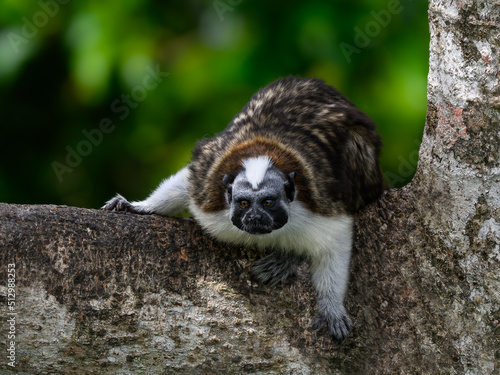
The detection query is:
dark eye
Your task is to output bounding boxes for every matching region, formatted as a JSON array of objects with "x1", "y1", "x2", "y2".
[
  {"x1": 239, "y1": 200, "x2": 249, "y2": 208},
  {"x1": 263, "y1": 199, "x2": 273, "y2": 207}
]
